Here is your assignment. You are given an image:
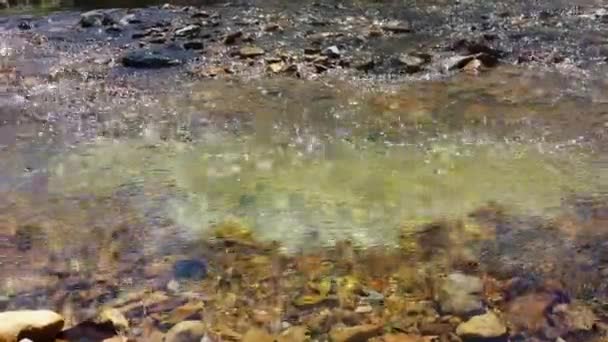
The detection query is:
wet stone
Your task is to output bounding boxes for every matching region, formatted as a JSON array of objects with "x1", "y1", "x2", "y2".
[
  {"x1": 172, "y1": 259, "x2": 207, "y2": 280},
  {"x1": 456, "y1": 311, "x2": 507, "y2": 340},
  {"x1": 165, "y1": 321, "x2": 206, "y2": 342},
  {"x1": 329, "y1": 324, "x2": 383, "y2": 342},
  {"x1": 0, "y1": 310, "x2": 64, "y2": 342},
  {"x1": 122, "y1": 49, "x2": 181, "y2": 68}
]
